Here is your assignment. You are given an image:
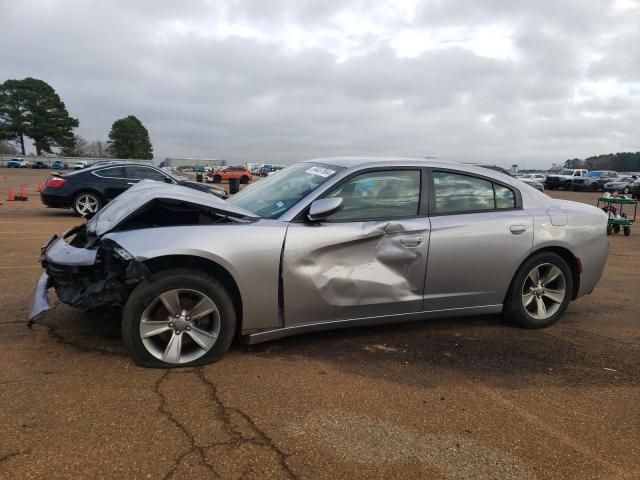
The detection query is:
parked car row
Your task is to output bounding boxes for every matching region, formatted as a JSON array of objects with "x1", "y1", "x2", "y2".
[
  {"x1": 544, "y1": 168, "x2": 640, "y2": 195},
  {"x1": 4, "y1": 158, "x2": 92, "y2": 170}
]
